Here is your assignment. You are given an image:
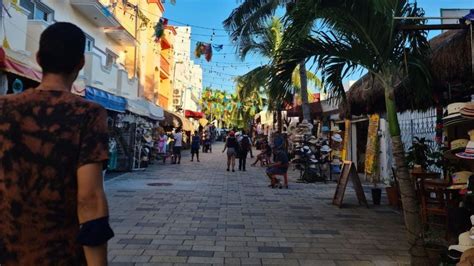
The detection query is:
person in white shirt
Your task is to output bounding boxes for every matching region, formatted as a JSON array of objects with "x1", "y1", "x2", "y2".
[{"x1": 172, "y1": 128, "x2": 183, "y2": 164}]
